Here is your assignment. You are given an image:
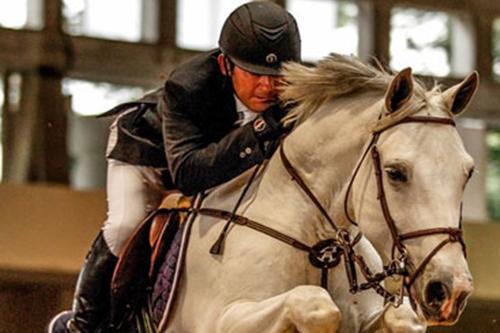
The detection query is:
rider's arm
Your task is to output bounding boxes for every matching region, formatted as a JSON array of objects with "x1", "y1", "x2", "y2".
[{"x1": 161, "y1": 82, "x2": 266, "y2": 196}]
